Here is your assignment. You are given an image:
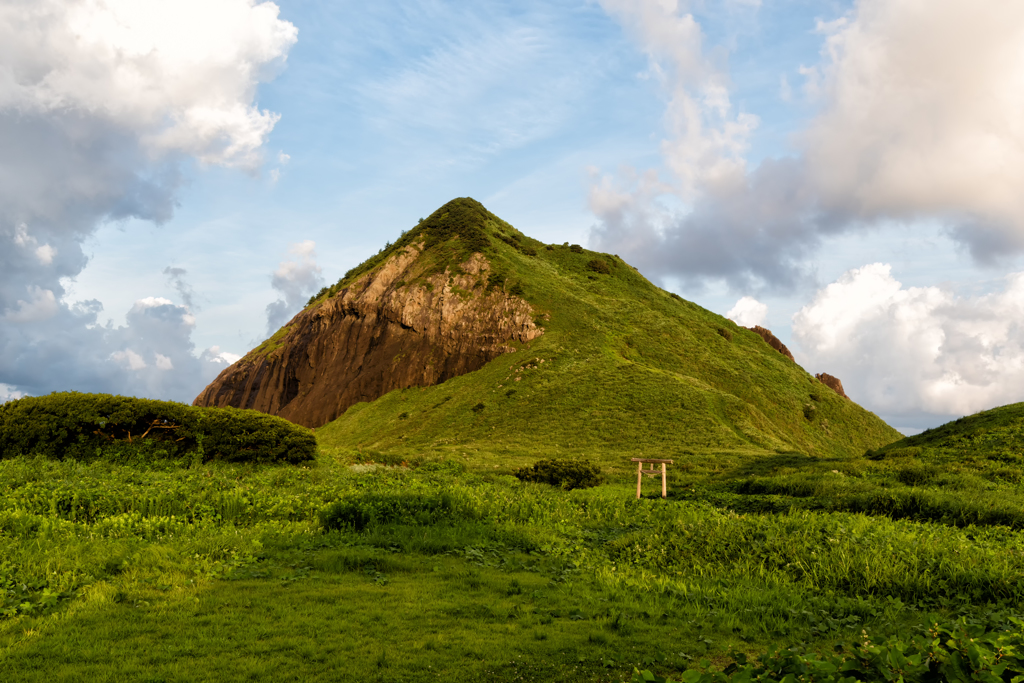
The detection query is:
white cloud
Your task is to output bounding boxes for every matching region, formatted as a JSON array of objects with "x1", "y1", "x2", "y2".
[
  {"x1": 4, "y1": 287, "x2": 58, "y2": 323},
  {"x1": 203, "y1": 346, "x2": 242, "y2": 365},
  {"x1": 34, "y1": 244, "x2": 56, "y2": 265},
  {"x1": 802, "y1": 0, "x2": 1024, "y2": 261},
  {"x1": 111, "y1": 349, "x2": 147, "y2": 371},
  {"x1": 726, "y1": 296, "x2": 767, "y2": 327},
  {"x1": 0, "y1": 383, "x2": 24, "y2": 403},
  {"x1": 265, "y1": 240, "x2": 324, "y2": 335},
  {"x1": 595, "y1": 0, "x2": 757, "y2": 201},
  {"x1": 778, "y1": 74, "x2": 792, "y2": 103},
  {"x1": 0, "y1": 0, "x2": 295, "y2": 403},
  {"x1": 590, "y1": 0, "x2": 1024, "y2": 291},
  {"x1": 12, "y1": 224, "x2": 56, "y2": 265},
  {"x1": 1, "y1": 0, "x2": 297, "y2": 170},
  {"x1": 793, "y1": 264, "x2": 1024, "y2": 421}
]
